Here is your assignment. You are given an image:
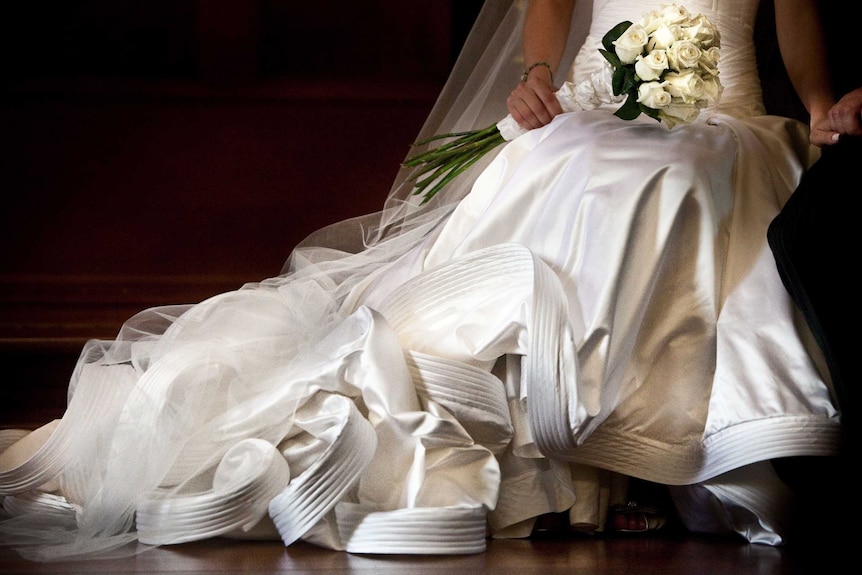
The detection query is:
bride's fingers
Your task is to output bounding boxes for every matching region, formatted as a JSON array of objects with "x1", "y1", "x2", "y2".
[
  {"x1": 539, "y1": 89, "x2": 564, "y2": 118},
  {"x1": 507, "y1": 92, "x2": 535, "y2": 128},
  {"x1": 507, "y1": 85, "x2": 555, "y2": 129},
  {"x1": 513, "y1": 104, "x2": 545, "y2": 130}
]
